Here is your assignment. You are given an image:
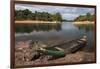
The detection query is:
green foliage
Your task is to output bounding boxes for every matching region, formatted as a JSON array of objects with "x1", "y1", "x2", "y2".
[
  {"x1": 74, "y1": 13, "x2": 95, "y2": 21},
  {"x1": 15, "y1": 9, "x2": 62, "y2": 21}
]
